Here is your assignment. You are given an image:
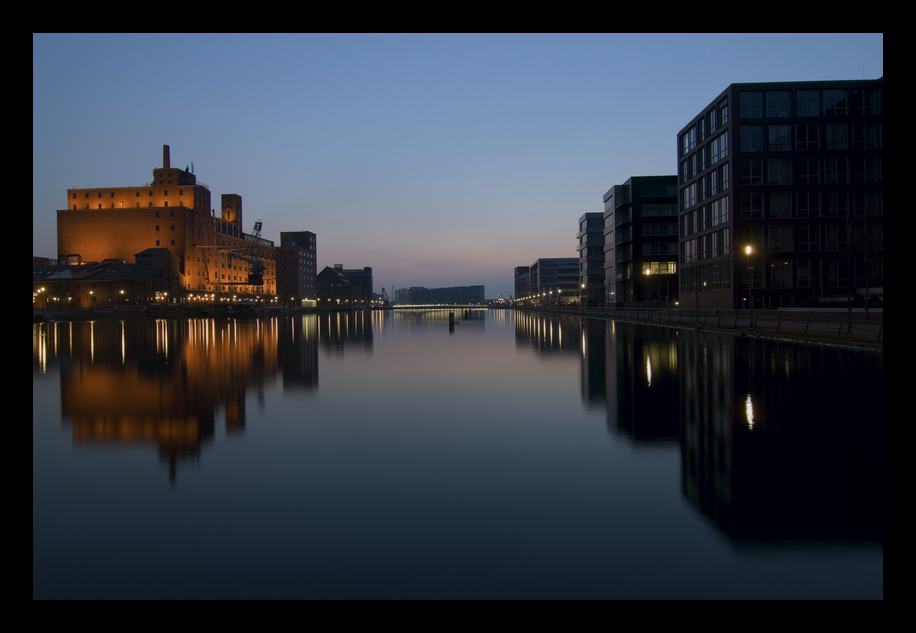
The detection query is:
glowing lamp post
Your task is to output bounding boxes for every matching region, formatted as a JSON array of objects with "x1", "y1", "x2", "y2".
[{"x1": 745, "y1": 245, "x2": 753, "y2": 324}]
